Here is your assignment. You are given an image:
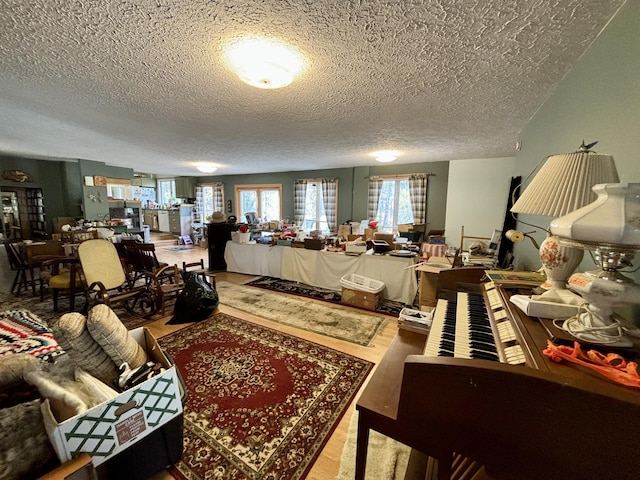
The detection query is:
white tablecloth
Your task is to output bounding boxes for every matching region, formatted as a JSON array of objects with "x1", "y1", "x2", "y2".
[
  {"x1": 225, "y1": 242, "x2": 418, "y2": 304},
  {"x1": 223, "y1": 241, "x2": 283, "y2": 277}
]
